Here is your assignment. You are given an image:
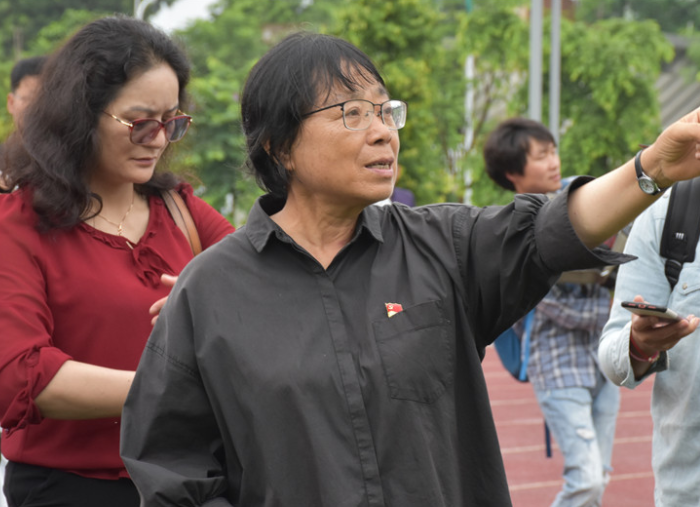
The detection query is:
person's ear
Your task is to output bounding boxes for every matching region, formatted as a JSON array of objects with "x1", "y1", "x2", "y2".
[
  {"x1": 264, "y1": 141, "x2": 293, "y2": 172},
  {"x1": 275, "y1": 147, "x2": 293, "y2": 172},
  {"x1": 504, "y1": 171, "x2": 523, "y2": 193},
  {"x1": 280, "y1": 150, "x2": 293, "y2": 171},
  {"x1": 7, "y1": 92, "x2": 16, "y2": 118}
]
